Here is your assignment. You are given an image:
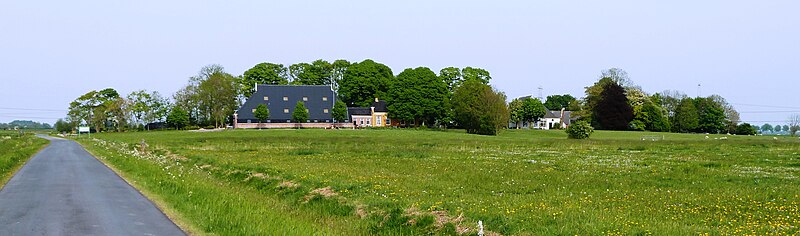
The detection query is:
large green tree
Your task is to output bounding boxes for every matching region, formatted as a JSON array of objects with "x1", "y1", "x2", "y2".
[
  {"x1": 240, "y1": 62, "x2": 289, "y2": 98},
  {"x1": 127, "y1": 90, "x2": 169, "y2": 130},
  {"x1": 292, "y1": 101, "x2": 309, "y2": 123},
  {"x1": 544, "y1": 94, "x2": 577, "y2": 110},
  {"x1": 461, "y1": 67, "x2": 491, "y2": 84},
  {"x1": 332, "y1": 101, "x2": 347, "y2": 123},
  {"x1": 387, "y1": 67, "x2": 448, "y2": 126},
  {"x1": 330, "y1": 59, "x2": 351, "y2": 93},
  {"x1": 521, "y1": 97, "x2": 547, "y2": 125},
  {"x1": 439, "y1": 67, "x2": 463, "y2": 93},
  {"x1": 290, "y1": 60, "x2": 333, "y2": 85},
  {"x1": 452, "y1": 79, "x2": 509, "y2": 135},
  {"x1": 761, "y1": 123, "x2": 774, "y2": 133},
  {"x1": 198, "y1": 68, "x2": 240, "y2": 128},
  {"x1": 593, "y1": 82, "x2": 633, "y2": 130},
  {"x1": 254, "y1": 104, "x2": 269, "y2": 129},
  {"x1": 338, "y1": 59, "x2": 393, "y2": 107},
  {"x1": 67, "y1": 88, "x2": 125, "y2": 132},
  {"x1": 673, "y1": 98, "x2": 699, "y2": 132},
  {"x1": 166, "y1": 107, "x2": 189, "y2": 130},
  {"x1": 694, "y1": 97, "x2": 726, "y2": 133}
]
